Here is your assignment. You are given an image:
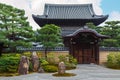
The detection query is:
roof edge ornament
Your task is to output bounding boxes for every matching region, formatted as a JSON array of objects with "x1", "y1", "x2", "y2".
[
  {"x1": 83, "y1": 26, "x2": 88, "y2": 29},
  {"x1": 88, "y1": 4, "x2": 94, "y2": 17},
  {"x1": 45, "y1": 4, "x2": 49, "y2": 18}
]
